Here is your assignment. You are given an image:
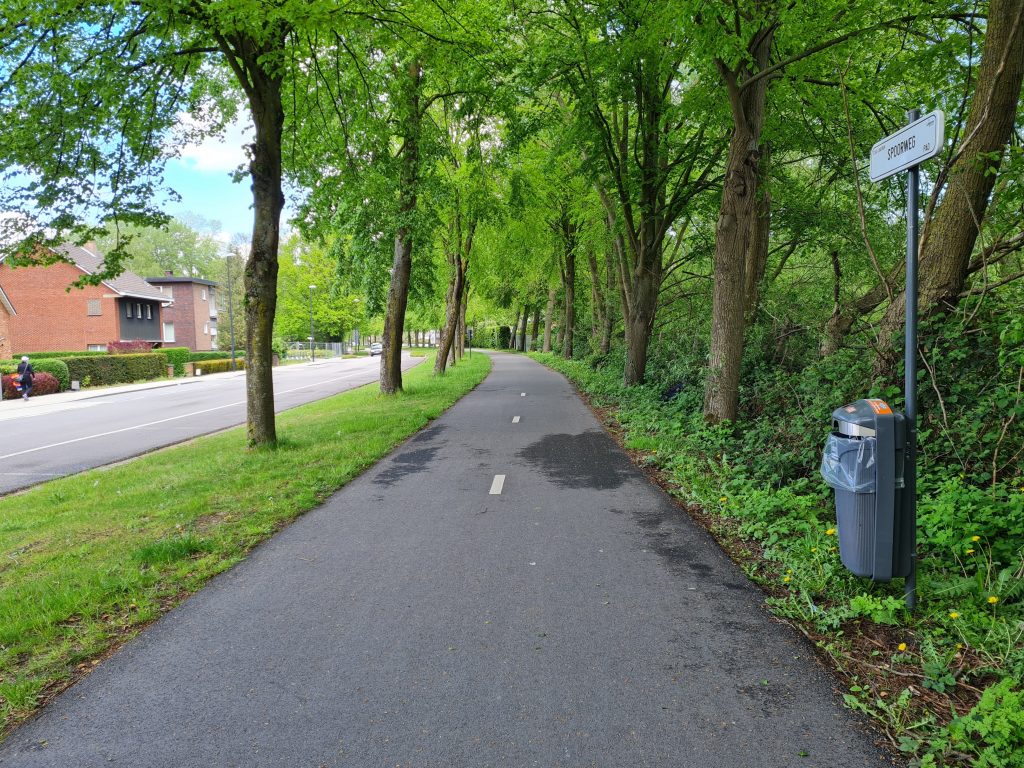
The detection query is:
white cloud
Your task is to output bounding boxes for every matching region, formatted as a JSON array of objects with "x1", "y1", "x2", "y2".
[{"x1": 174, "y1": 113, "x2": 253, "y2": 173}]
